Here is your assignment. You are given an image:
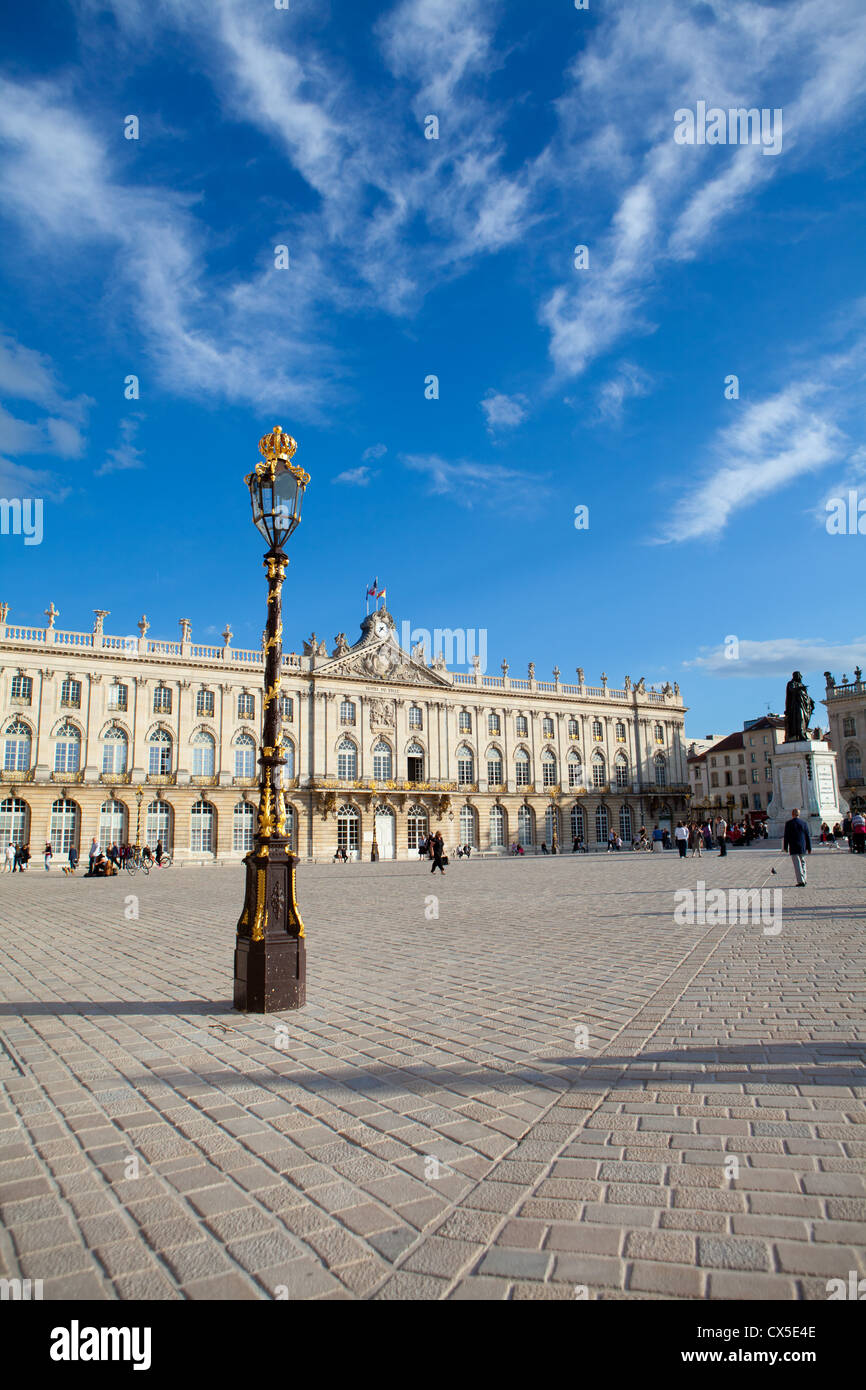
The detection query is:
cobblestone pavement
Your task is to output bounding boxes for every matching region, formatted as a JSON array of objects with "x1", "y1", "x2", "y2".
[{"x1": 1, "y1": 848, "x2": 864, "y2": 1301}]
